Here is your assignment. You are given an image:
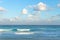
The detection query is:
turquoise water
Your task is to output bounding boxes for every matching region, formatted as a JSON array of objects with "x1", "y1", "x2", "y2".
[{"x1": 0, "y1": 25, "x2": 60, "y2": 40}]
